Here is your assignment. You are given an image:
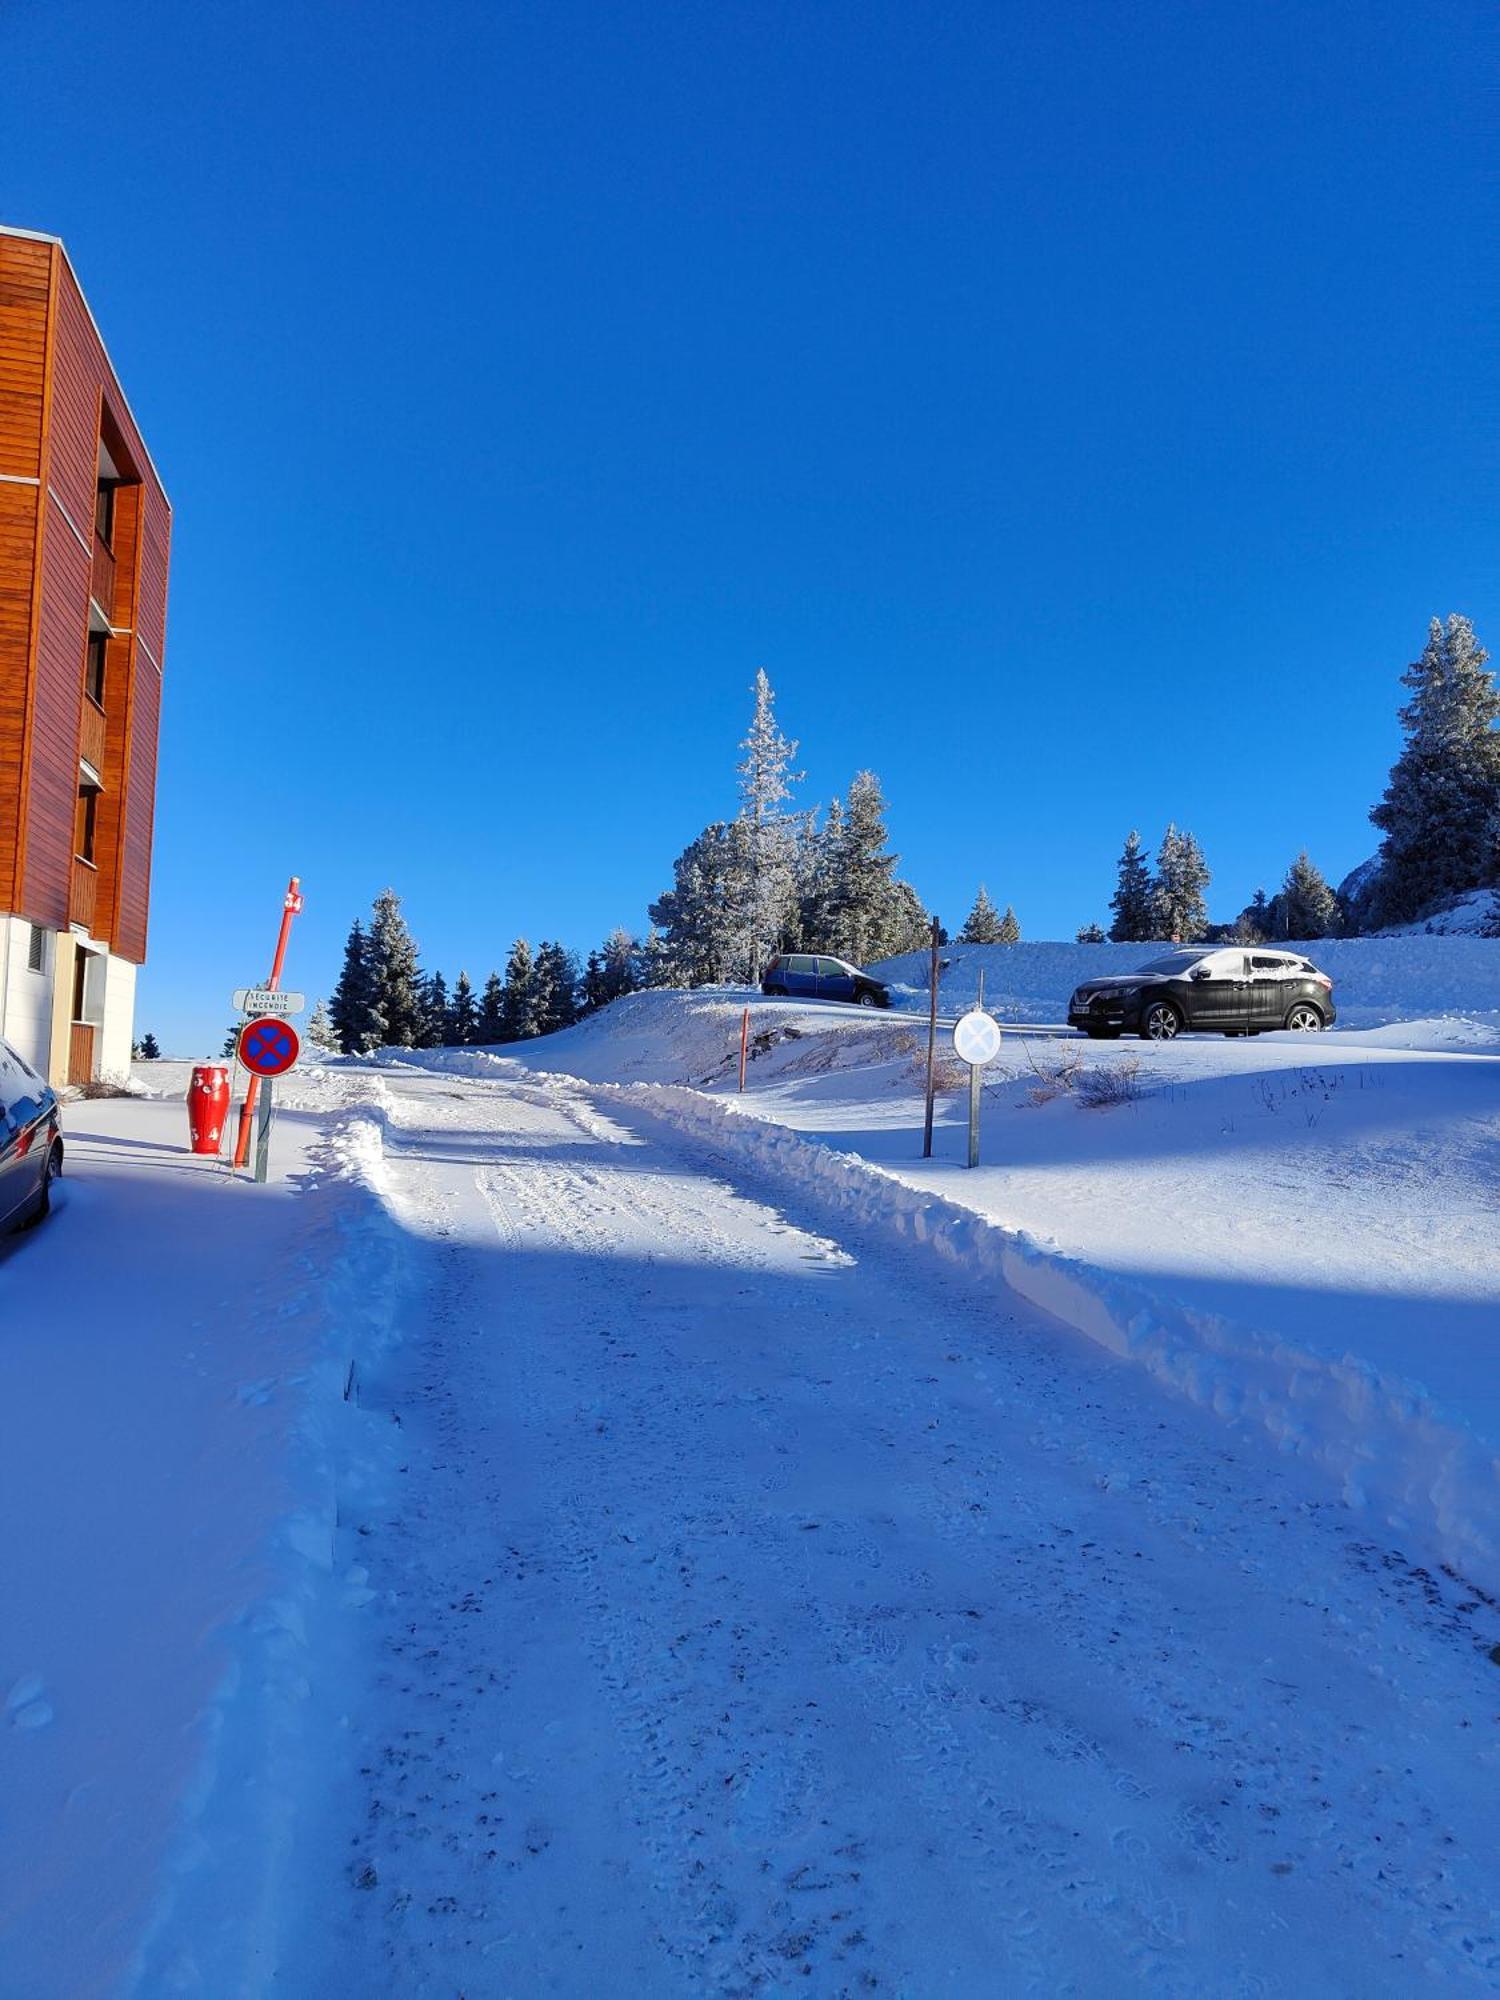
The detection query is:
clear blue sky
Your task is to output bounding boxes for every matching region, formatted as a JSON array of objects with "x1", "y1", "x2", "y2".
[{"x1": 4, "y1": 0, "x2": 1493, "y2": 1051}]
